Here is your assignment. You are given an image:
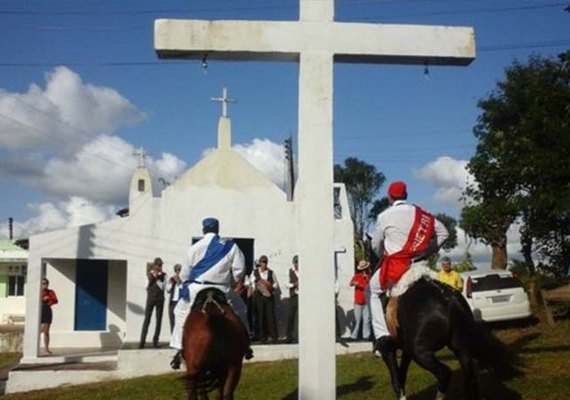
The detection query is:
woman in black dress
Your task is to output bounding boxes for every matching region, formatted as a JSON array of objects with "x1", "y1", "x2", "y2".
[{"x1": 41, "y1": 279, "x2": 58, "y2": 355}]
